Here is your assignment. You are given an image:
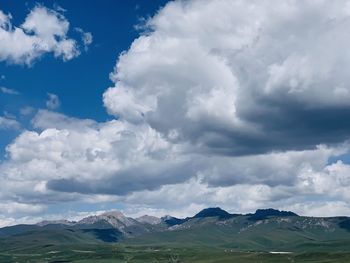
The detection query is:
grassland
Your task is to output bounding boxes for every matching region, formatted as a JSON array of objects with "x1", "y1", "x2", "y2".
[
  {"x1": 2, "y1": 243, "x2": 350, "y2": 263},
  {"x1": 2, "y1": 213, "x2": 350, "y2": 262}
]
